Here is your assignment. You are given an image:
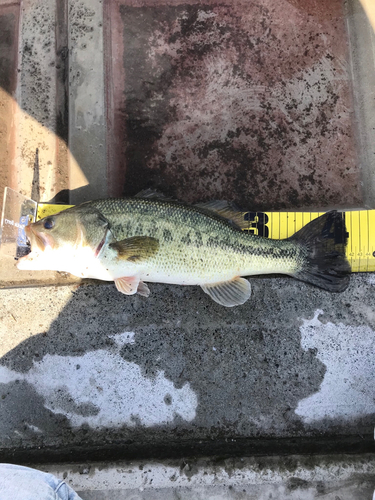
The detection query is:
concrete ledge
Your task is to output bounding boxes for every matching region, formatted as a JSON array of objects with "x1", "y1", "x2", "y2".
[
  {"x1": 35, "y1": 454, "x2": 375, "y2": 499},
  {"x1": 346, "y1": 0, "x2": 375, "y2": 208}
]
